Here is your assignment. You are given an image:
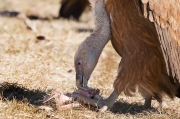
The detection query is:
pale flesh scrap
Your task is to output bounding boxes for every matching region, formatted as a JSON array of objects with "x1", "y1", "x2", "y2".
[{"x1": 43, "y1": 88, "x2": 102, "y2": 110}]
